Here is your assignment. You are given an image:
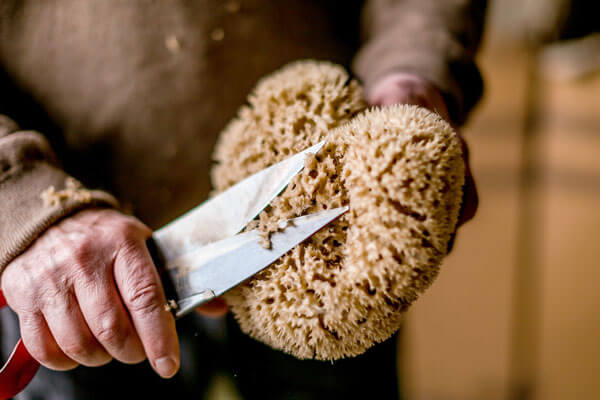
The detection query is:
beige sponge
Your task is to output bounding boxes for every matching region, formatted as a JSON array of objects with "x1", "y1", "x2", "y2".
[{"x1": 212, "y1": 60, "x2": 465, "y2": 360}]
